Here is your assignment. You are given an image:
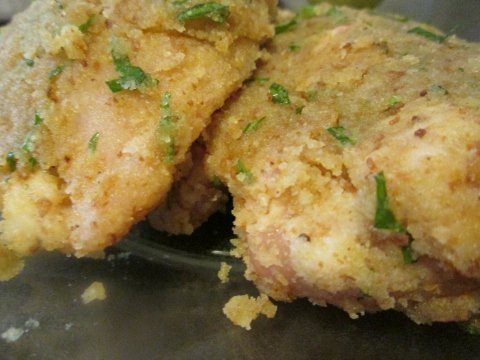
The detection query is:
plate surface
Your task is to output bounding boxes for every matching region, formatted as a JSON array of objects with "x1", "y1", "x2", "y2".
[{"x1": 1, "y1": 1, "x2": 480, "y2": 359}]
